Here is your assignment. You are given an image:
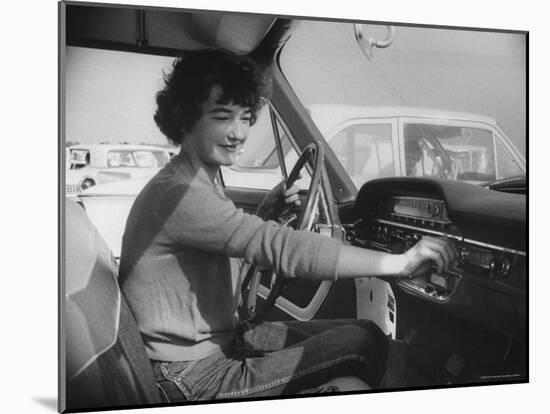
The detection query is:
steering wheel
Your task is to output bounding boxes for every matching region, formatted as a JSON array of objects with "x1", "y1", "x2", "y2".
[{"x1": 240, "y1": 141, "x2": 325, "y2": 324}]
